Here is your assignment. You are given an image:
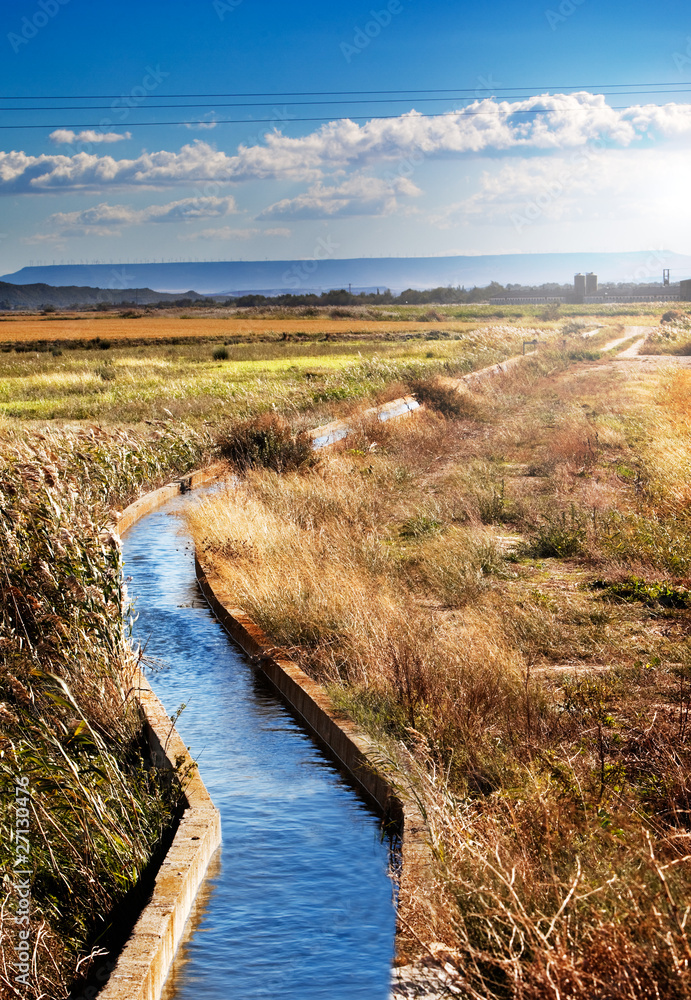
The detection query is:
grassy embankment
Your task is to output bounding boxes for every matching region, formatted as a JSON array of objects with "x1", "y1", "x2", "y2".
[
  {"x1": 188, "y1": 339, "x2": 691, "y2": 997},
  {"x1": 642, "y1": 308, "x2": 691, "y2": 356},
  {"x1": 0, "y1": 421, "x2": 214, "y2": 1000}
]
